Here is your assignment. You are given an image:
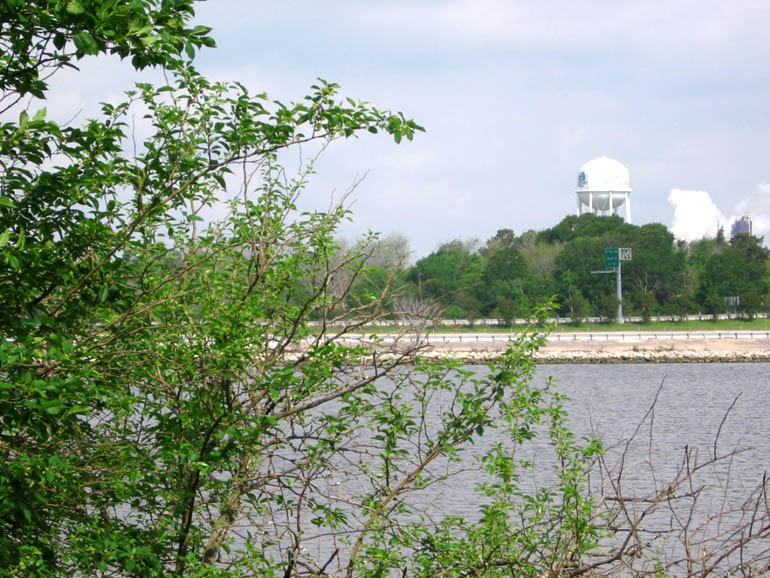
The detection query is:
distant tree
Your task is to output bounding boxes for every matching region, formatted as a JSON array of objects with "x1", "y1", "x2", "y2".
[
  {"x1": 621, "y1": 223, "x2": 685, "y2": 307},
  {"x1": 740, "y1": 291, "x2": 763, "y2": 320},
  {"x1": 670, "y1": 294, "x2": 693, "y2": 321},
  {"x1": 408, "y1": 240, "x2": 483, "y2": 317},
  {"x1": 730, "y1": 233, "x2": 769, "y2": 267},
  {"x1": 482, "y1": 245, "x2": 528, "y2": 283},
  {"x1": 514, "y1": 228, "x2": 538, "y2": 250},
  {"x1": 537, "y1": 213, "x2": 626, "y2": 244},
  {"x1": 521, "y1": 241, "x2": 561, "y2": 277},
  {"x1": 474, "y1": 246, "x2": 530, "y2": 316},
  {"x1": 703, "y1": 292, "x2": 724, "y2": 320},
  {"x1": 359, "y1": 232, "x2": 413, "y2": 270},
  {"x1": 554, "y1": 237, "x2": 609, "y2": 306},
  {"x1": 497, "y1": 297, "x2": 518, "y2": 327},
  {"x1": 637, "y1": 291, "x2": 657, "y2": 324},
  {"x1": 698, "y1": 247, "x2": 763, "y2": 305},
  {"x1": 481, "y1": 228, "x2": 516, "y2": 257},
  {"x1": 566, "y1": 292, "x2": 587, "y2": 326},
  {"x1": 598, "y1": 294, "x2": 620, "y2": 323}
]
